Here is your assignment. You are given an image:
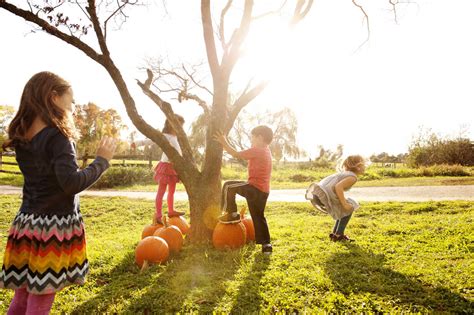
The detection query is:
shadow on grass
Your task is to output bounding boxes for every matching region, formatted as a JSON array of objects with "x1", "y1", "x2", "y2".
[
  {"x1": 229, "y1": 253, "x2": 271, "y2": 314},
  {"x1": 324, "y1": 243, "x2": 474, "y2": 313},
  {"x1": 71, "y1": 242, "x2": 251, "y2": 314}
]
